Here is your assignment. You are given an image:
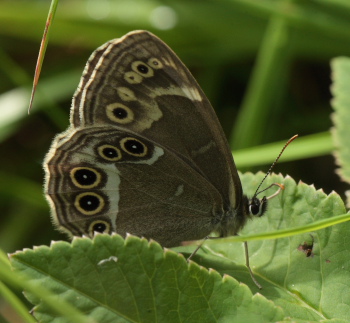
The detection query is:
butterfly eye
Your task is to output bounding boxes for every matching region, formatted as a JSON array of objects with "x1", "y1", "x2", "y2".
[{"x1": 249, "y1": 196, "x2": 267, "y2": 217}]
